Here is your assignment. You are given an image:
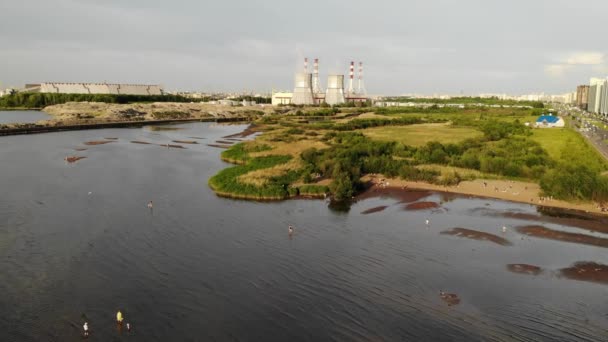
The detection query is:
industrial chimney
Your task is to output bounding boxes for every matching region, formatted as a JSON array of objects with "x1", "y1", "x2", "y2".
[
  {"x1": 312, "y1": 58, "x2": 322, "y2": 95},
  {"x1": 325, "y1": 75, "x2": 345, "y2": 105},
  {"x1": 357, "y1": 62, "x2": 366, "y2": 96},
  {"x1": 347, "y1": 61, "x2": 355, "y2": 95}
]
